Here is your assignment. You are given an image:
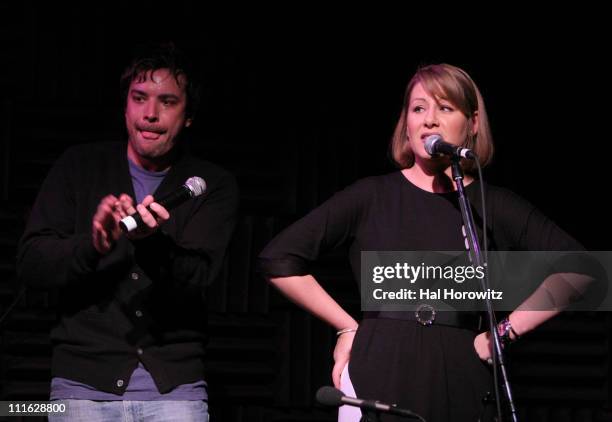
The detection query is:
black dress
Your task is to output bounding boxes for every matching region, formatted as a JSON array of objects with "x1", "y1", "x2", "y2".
[{"x1": 258, "y1": 171, "x2": 582, "y2": 422}]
